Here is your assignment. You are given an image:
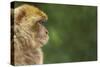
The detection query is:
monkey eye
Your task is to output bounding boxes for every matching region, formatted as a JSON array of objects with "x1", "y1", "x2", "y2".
[{"x1": 37, "y1": 20, "x2": 46, "y2": 24}]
